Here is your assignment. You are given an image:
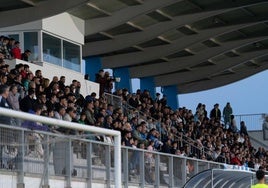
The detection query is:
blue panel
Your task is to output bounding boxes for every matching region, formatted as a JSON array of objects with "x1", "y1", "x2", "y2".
[
  {"x1": 162, "y1": 85, "x2": 178, "y2": 109},
  {"x1": 84, "y1": 56, "x2": 102, "y2": 82},
  {"x1": 140, "y1": 77, "x2": 156, "y2": 96},
  {"x1": 113, "y1": 67, "x2": 132, "y2": 92}
]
